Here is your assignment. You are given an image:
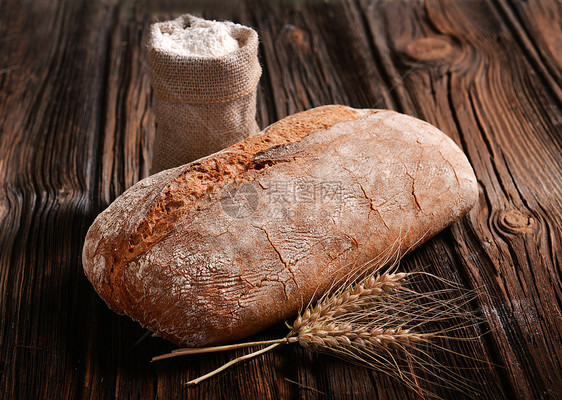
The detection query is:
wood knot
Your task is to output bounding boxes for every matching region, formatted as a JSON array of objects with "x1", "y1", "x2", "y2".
[
  {"x1": 280, "y1": 24, "x2": 309, "y2": 49},
  {"x1": 403, "y1": 37, "x2": 456, "y2": 62},
  {"x1": 497, "y1": 210, "x2": 534, "y2": 235}
]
